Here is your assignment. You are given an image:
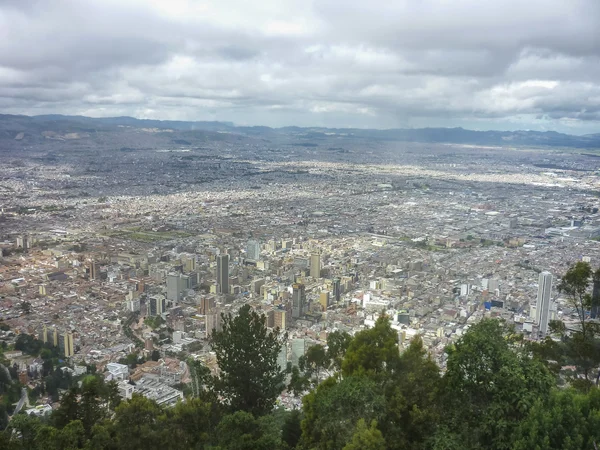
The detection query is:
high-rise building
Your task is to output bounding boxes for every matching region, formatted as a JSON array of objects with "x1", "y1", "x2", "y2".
[
  {"x1": 89, "y1": 261, "x2": 100, "y2": 280},
  {"x1": 291, "y1": 339, "x2": 306, "y2": 367},
  {"x1": 310, "y1": 252, "x2": 321, "y2": 279},
  {"x1": 292, "y1": 283, "x2": 306, "y2": 318},
  {"x1": 274, "y1": 309, "x2": 289, "y2": 330},
  {"x1": 58, "y1": 332, "x2": 74, "y2": 358},
  {"x1": 536, "y1": 271, "x2": 553, "y2": 335},
  {"x1": 167, "y1": 273, "x2": 181, "y2": 302},
  {"x1": 319, "y1": 291, "x2": 330, "y2": 311},
  {"x1": 16, "y1": 235, "x2": 29, "y2": 251},
  {"x1": 216, "y1": 254, "x2": 230, "y2": 295},
  {"x1": 277, "y1": 344, "x2": 288, "y2": 372},
  {"x1": 149, "y1": 296, "x2": 166, "y2": 317},
  {"x1": 332, "y1": 278, "x2": 341, "y2": 303},
  {"x1": 199, "y1": 297, "x2": 216, "y2": 315},
  {"x1": 206, "y1": 309, "x2": 222, "y2": 338},
  {"x1": 247, "y1": 240, "x2": 260, "y2": 261}
]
